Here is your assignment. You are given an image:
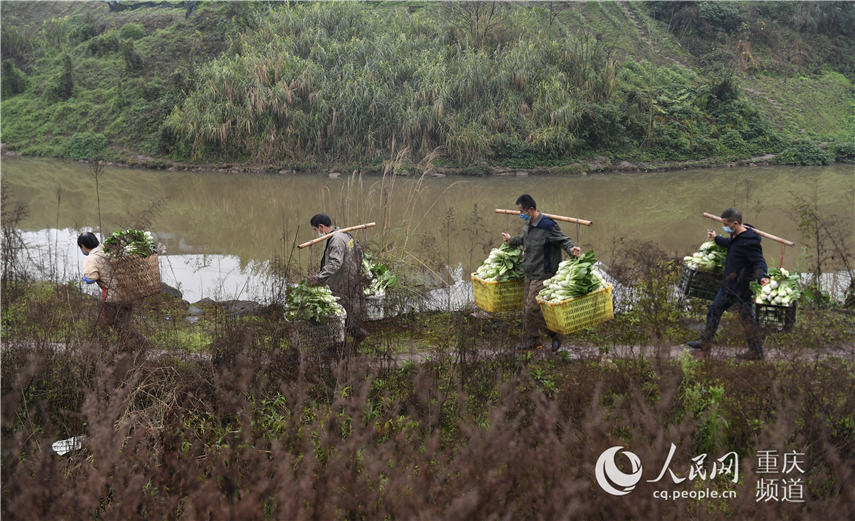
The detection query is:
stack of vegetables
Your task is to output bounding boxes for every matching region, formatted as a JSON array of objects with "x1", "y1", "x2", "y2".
[
  {"x1": 104, "y1": 229, "x2": 157, "y2": 257},
  {"x1": 362, "y1": 253, "x2": 397, "y2": 297},
  {"x1": 474, "y1": 243, "x2": 524, "y2": 281},
  {"x1": 284, "y1": 282, "x2": 345, "y2": 322},
  {"x1": 537, "y1": 251, "x2": 605, "y2": 303},
  {"x1": 751, "y1": 267, "x2": 801, "y2": 306},
  {"x1": 683, "y1": 240, "x2": 727, "y2": 272}
]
